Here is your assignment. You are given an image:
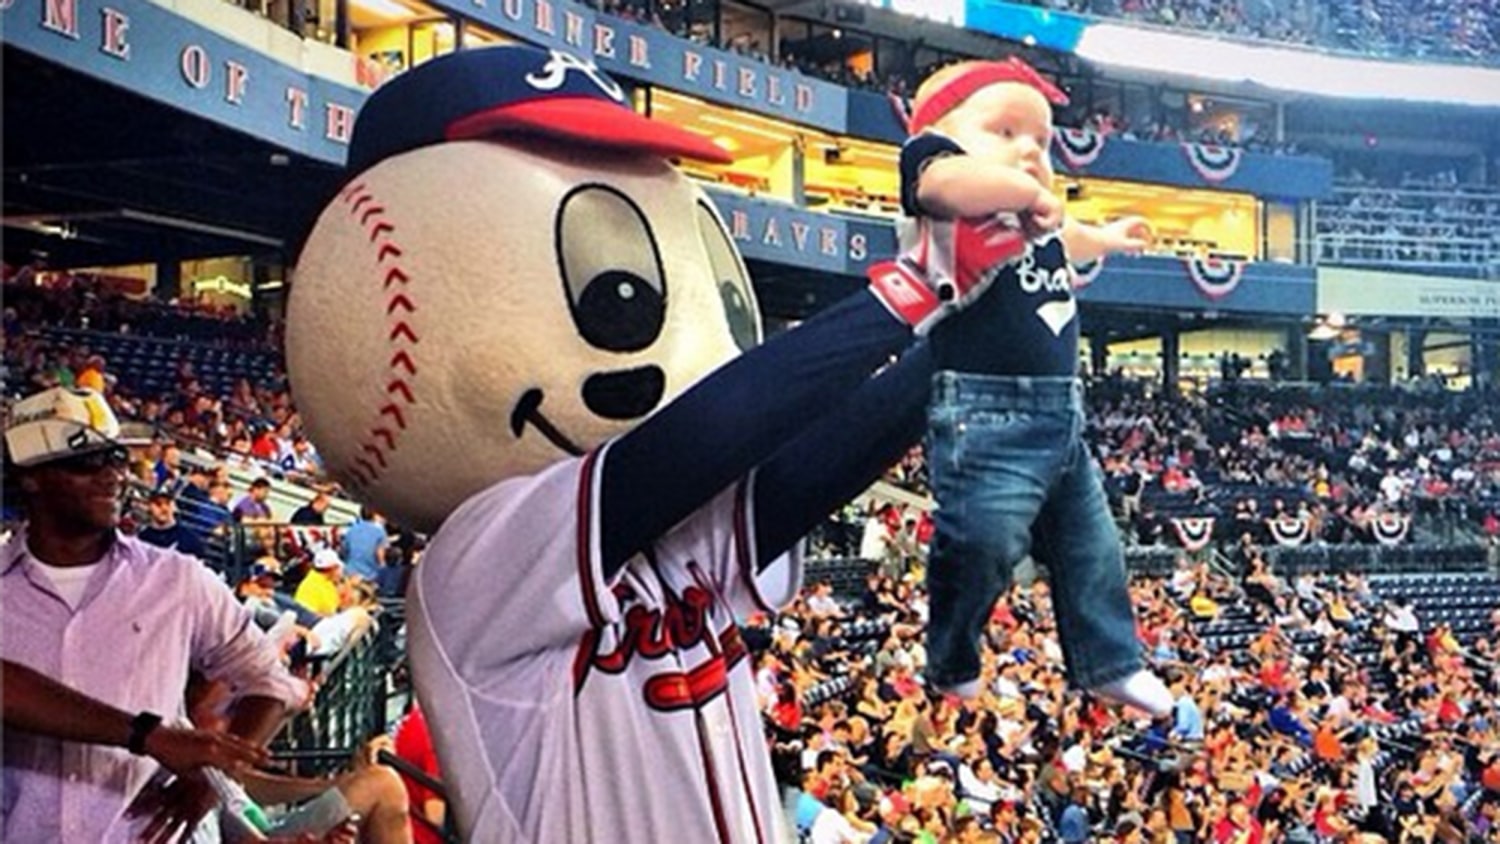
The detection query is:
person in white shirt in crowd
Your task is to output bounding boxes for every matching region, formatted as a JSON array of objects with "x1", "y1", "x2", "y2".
[
  {"x1": 807, "y1": 581, "x2": 846, "y2": 618},
  {"x1": 808, "y1": 786, "x2": 869, "y2": 844},
  {"x1": 1380, "y1": 470, "x2": 1407, "y2": 505},
  {"x1": 957, "y1": 756, "x2": 1005, "y2": 817},
  {"x1": 1, "y1": 386, "x2": 306, "y2": 843},
  {"x1": 859, "y1": 510, "x2": 886, "y2": 560},
  {"x1": 1384, "y1": 598, "x2": 1422, "y2": 639}
]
